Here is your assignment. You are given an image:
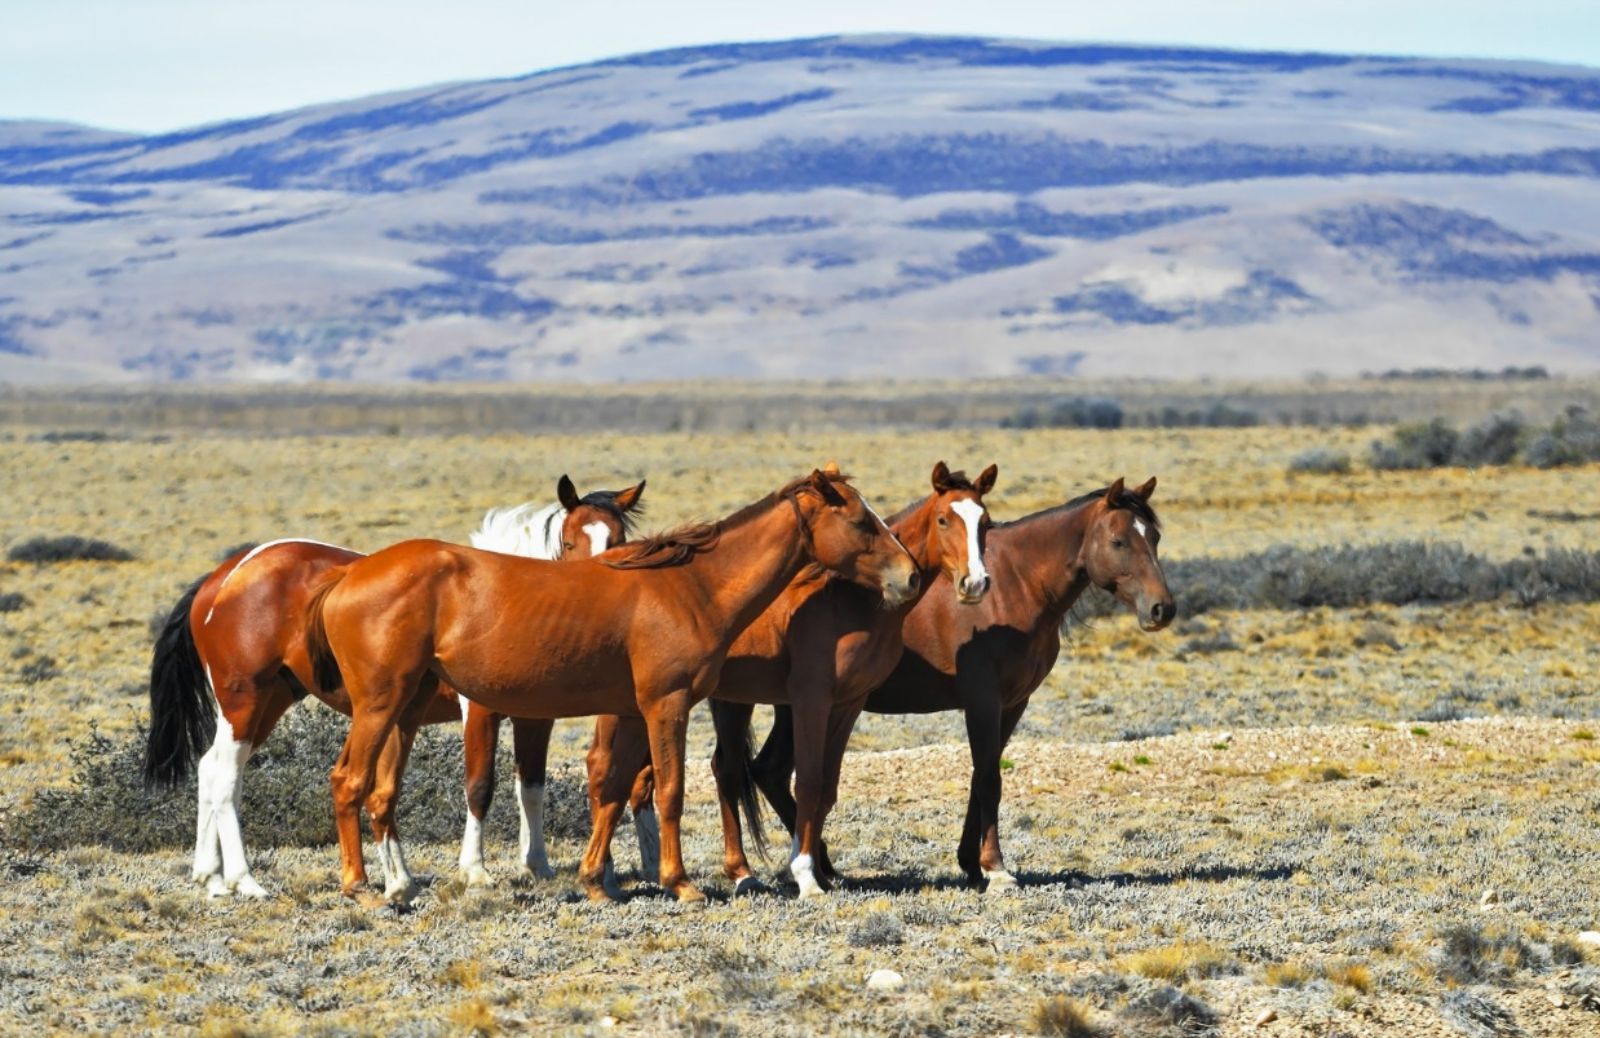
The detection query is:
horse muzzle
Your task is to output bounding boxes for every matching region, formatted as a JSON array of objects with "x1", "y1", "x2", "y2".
[{"x1": 956, "y1": 573, "x2": 990, "y2": 604}]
